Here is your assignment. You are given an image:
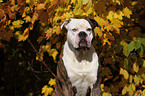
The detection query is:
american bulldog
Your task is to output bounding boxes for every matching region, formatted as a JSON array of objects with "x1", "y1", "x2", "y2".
[{"x1": 54, "y1": 18, "x2": 102, "y2": 96}]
